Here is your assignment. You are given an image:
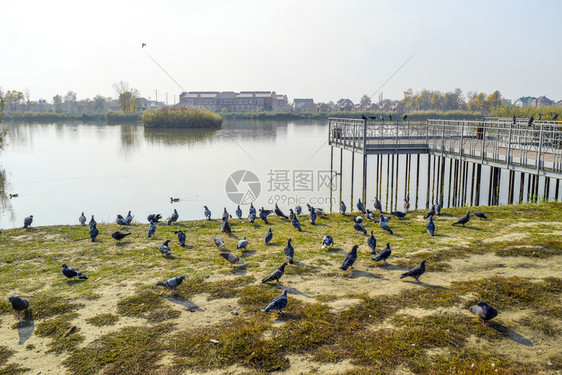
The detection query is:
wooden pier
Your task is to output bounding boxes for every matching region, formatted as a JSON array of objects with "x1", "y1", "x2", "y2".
[{"x1": 328, "y1": 117, "x2": 562, "y2": 211}]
